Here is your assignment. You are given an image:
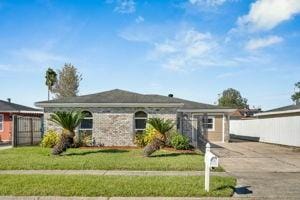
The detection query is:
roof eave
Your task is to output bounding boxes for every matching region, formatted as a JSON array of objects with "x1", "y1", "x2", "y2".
[
  {"x1": 254, "y1": 109, "x2": 300, "y2": 116},
  {"x1": 35, "y1": 102, "x2": 184, "y2": 108},
  {"x1": 177, "y1": 108, "x2": 236, "y2": 113},
  {"x1": 0, "y1": 110, "x2": 43, "y2": 114}
]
